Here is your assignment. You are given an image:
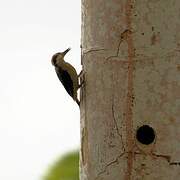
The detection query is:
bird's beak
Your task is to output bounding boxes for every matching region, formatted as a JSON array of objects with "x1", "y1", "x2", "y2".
[{"x1": 62, "y1": 48, "x2": 71, "y2": 56}]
